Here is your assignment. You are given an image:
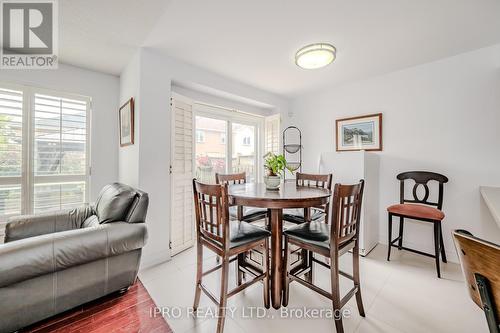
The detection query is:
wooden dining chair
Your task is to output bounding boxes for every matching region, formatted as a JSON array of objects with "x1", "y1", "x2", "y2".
[
  {"x1": 215, "y1": 172, "x2": 270, "y2": 273},
  {"x1": 282, "y1": 172, "x2": 333, "y2": 278},
  {"x1": 215, "y1": 172, "x2": 268, "y2": 223},
  {"x1": 453, "y1": 230, "x2": 500, "y2": 333},
  {"x1": 283, "y1": 172, "x2": 333, "y2": 225},
  {"x1": 283, "y1": 180, "x2": 365, "y2": 333},
  {"x1": 192, "y1": 179, "x2": 270, "y2": 333},
  {"x1": 387, "y1": 171, "x2": 449, "y2": 278}
]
